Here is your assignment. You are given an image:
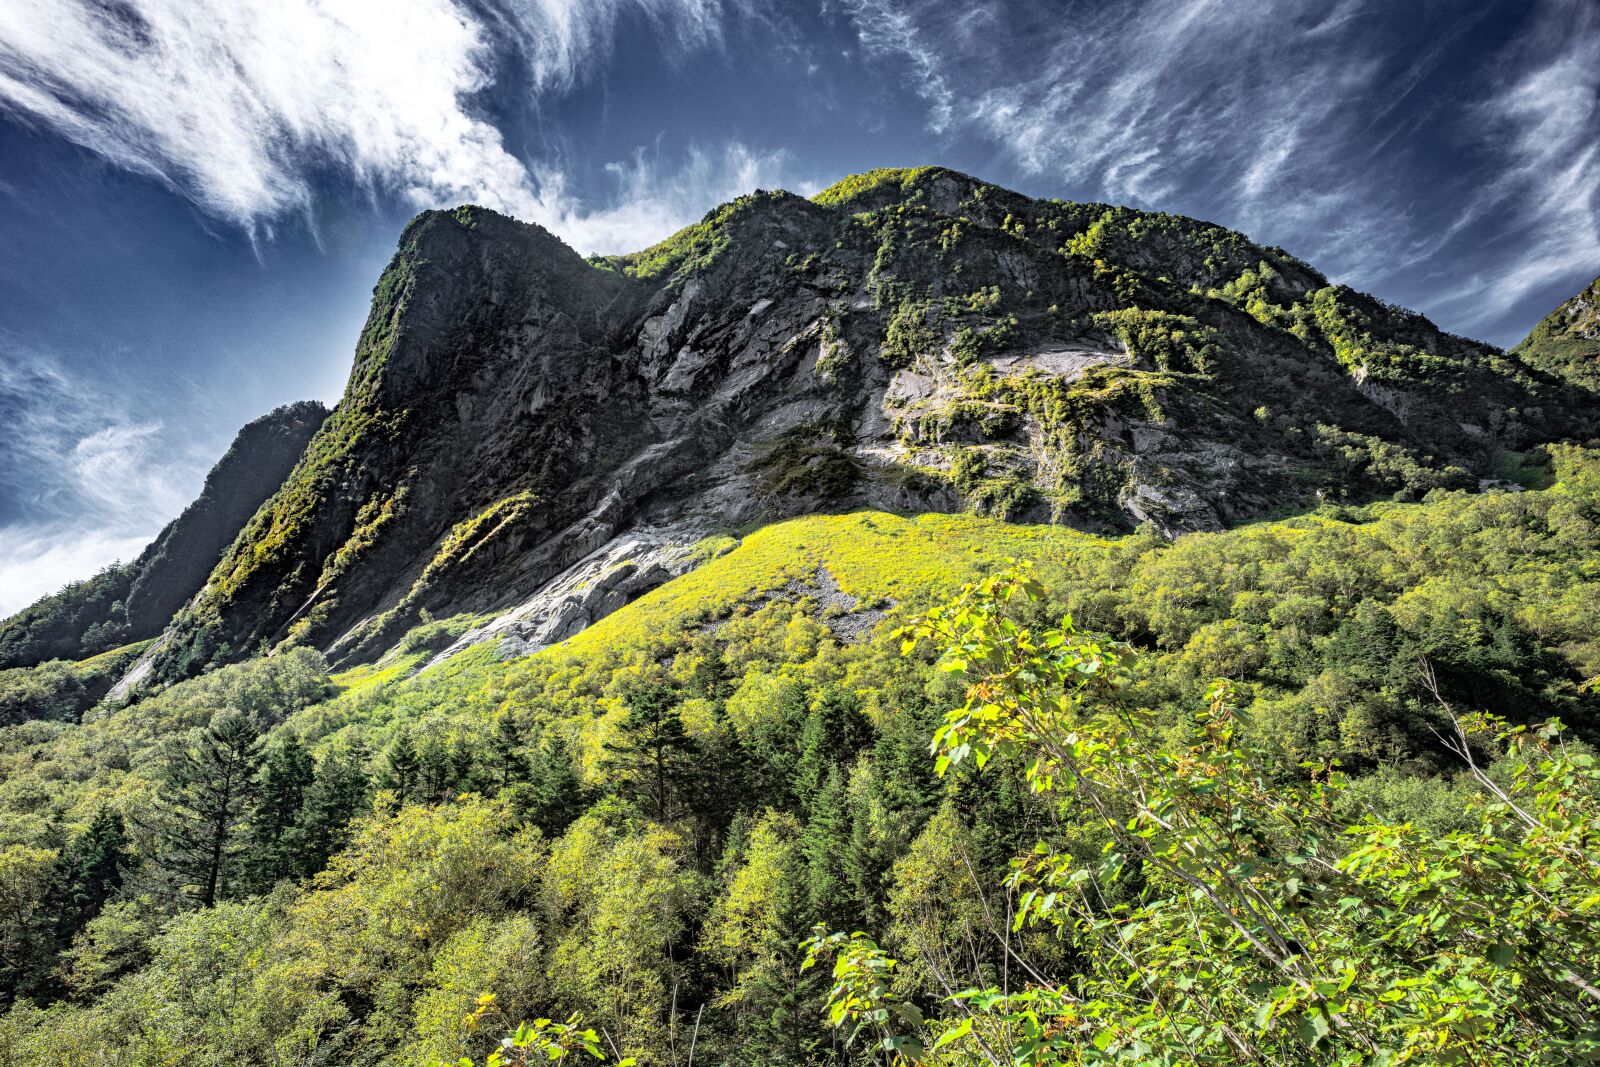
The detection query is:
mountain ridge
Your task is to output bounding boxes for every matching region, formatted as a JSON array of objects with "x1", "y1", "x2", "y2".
[
  {"x1": 5, "y1": 167, "x2": 1596, "y2": 697},
  {"x1": 0, "y1": 401, "x2": 327, "y2": 671}
]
